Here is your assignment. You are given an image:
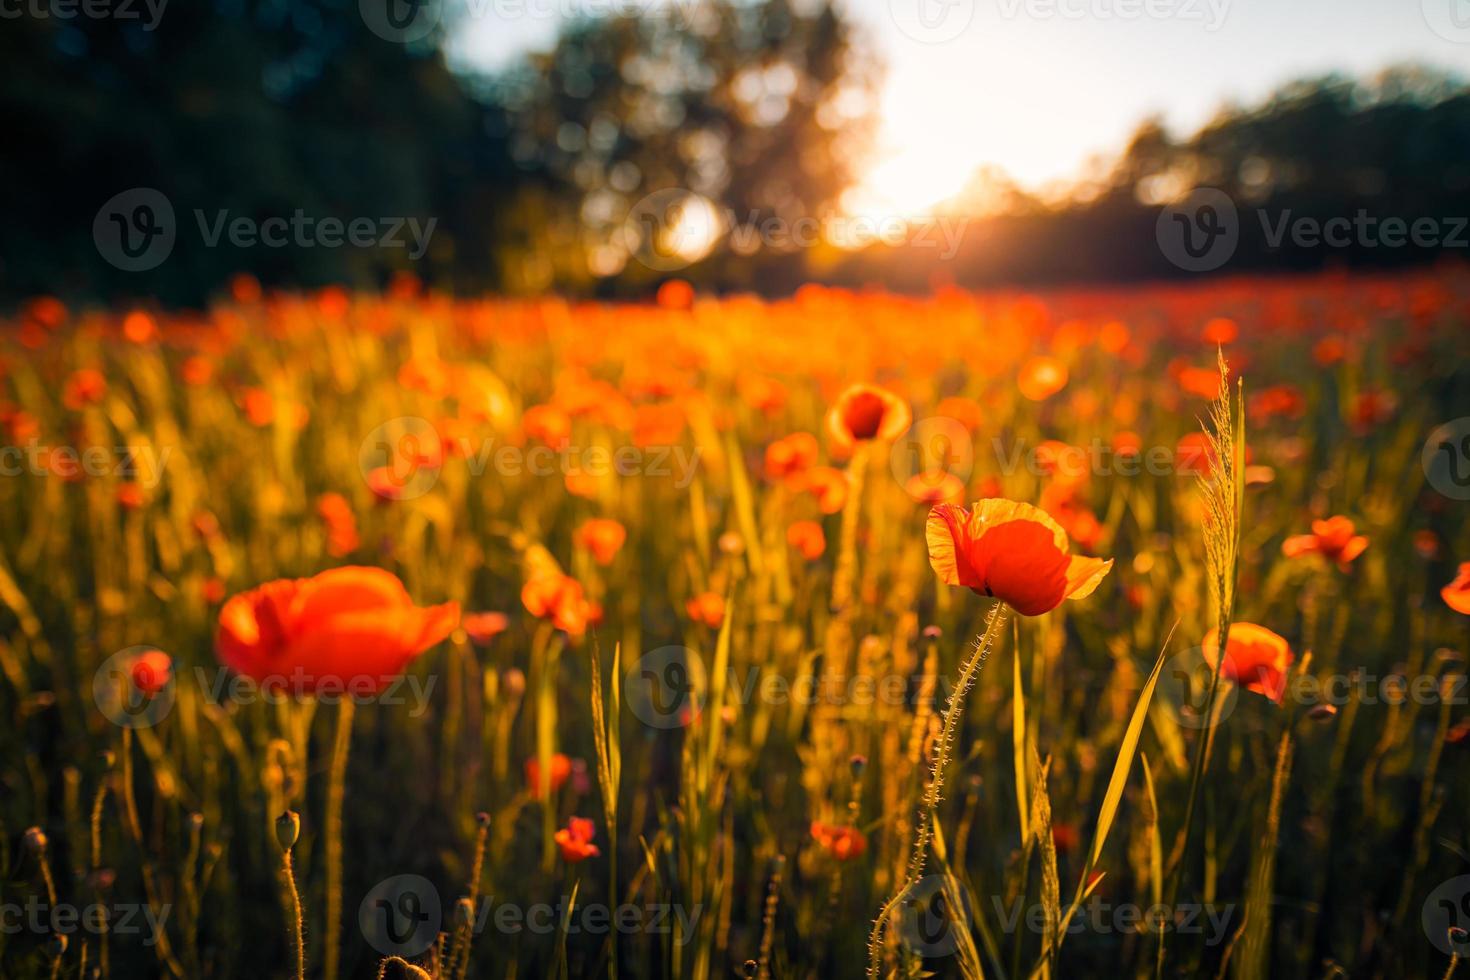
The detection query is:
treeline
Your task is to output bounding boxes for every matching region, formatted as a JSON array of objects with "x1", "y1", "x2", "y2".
[{"x1": 1, "y1": 0, "x2": 1467, "y2": 306}]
